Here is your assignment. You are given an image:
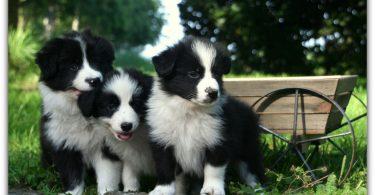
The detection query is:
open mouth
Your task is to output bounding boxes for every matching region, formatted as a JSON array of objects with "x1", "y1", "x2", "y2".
[
  {"x1": 116, "y1": 132, "x2": 133, "y2": 141},
  {"x1": 194, "y1": 98, "x2": 217, "y2": 106},
  {"x1": 202, "y1": 99, "x2": 216, "y2": 104},
  {"x1": 67, "y1": 87, "x2": 82, "y2": 96}
]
